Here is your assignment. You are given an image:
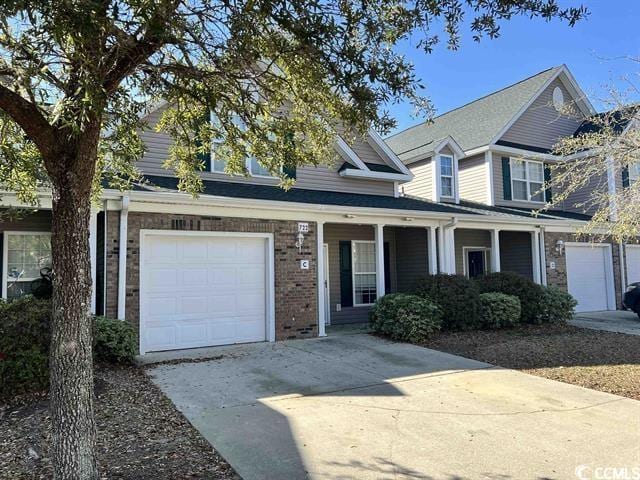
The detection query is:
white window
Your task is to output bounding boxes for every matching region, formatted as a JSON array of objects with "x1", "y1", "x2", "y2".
[
  {"x1": 439, "y1": 155, "x2": 454, "y2": 198},
  {"x1": 352, "y1": 241, "x2": 377, "y2": 306},
  {"x1": 3, "y1": 232, "x2": 51, "y2": 299},
  {"x1": 248, "y1": 157, "x2": 272, "y2": 177},
  {"x1": 511, "y1": 159, "x2": 545, "y2": 202},
  {"x1": 630, "y1": 162, "x2": 640, "y2": 184}
]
